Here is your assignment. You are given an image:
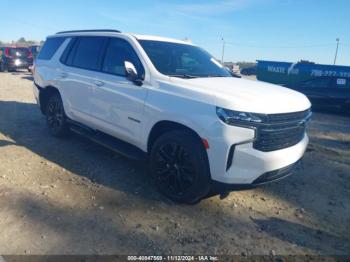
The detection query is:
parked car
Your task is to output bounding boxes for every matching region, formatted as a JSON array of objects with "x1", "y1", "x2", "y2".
[
  {"x1": 286, "y1": 77, "x2": 350, "y2": 112},
  {"x1": 33, "y1": 29, "x2": 311, "y2": 203},
  {"x1": 0, "y1": 47, "x2": 33, "y2": 72},
  {"x1": 27, "y1": 45, "x2": 41, "y2": 73},
  {"x1": 241, "y1": 66, "x2": 257, "y2": 76},
  {"x1": 225, "y1": 67, "x2": 241, "y2": 78},
  {"x1": 29, "y1": 45, "x2": 41, "y2": 59},
  {"x1": 230, "y1": 71, "x2": 242, "y2": 78}
]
